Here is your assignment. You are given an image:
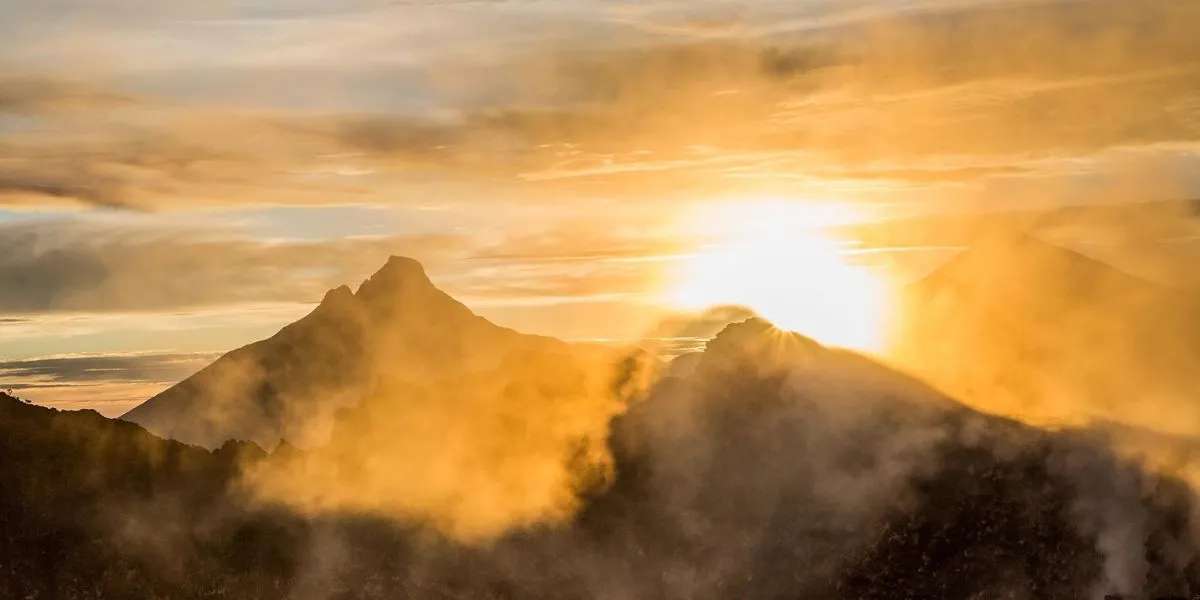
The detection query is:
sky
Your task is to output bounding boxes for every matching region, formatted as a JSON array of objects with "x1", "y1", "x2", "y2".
[{"x1": 4, "y1": 0, "x2": 1200, "y2": 415}]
